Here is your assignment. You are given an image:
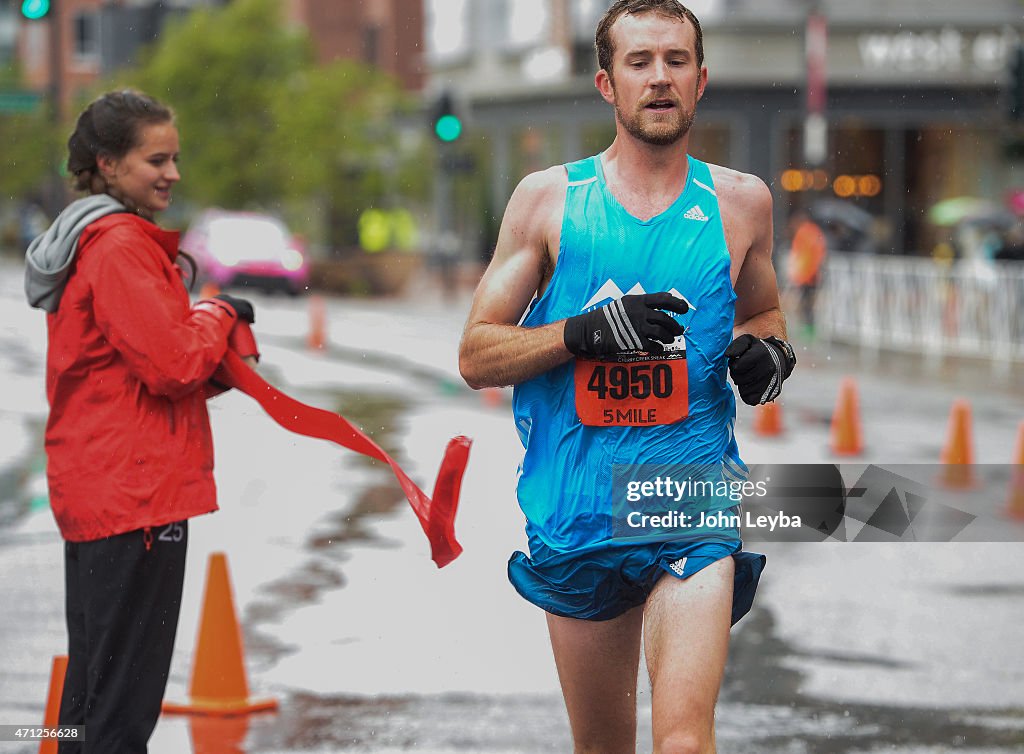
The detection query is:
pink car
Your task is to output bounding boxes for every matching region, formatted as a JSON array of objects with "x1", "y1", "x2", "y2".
[{"x1": 183, "y1": 210, "x2": 309, "y2": 295}]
